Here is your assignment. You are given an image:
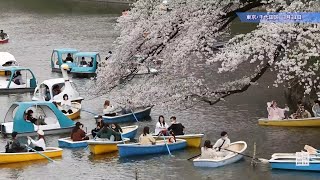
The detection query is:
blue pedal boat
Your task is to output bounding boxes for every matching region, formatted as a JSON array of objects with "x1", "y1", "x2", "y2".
[
  {"x1": 0, "y1": 67, "x2": 37, "y2": 93},
  {"x1": 58, "y1": 125, "x2": 138, "y2": 148},
  {"x1": 96, "y1": 107, "x2": 152, "y2": 124},
  {"x1": 0, "y1": 101, "x2": 75, "y2": 136},
  {"x1": 69, "y1": 52, "x2": 100, "y2": 78},
  {"x1": 269, "y1": 153, "x2": 320, "y2": 171},
  {"x1": 50, "y1": 48, "x2": 79, "y2": 72},
  {"x1": 117, "y1": 139, "x2": 187, "y2": 158}
]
